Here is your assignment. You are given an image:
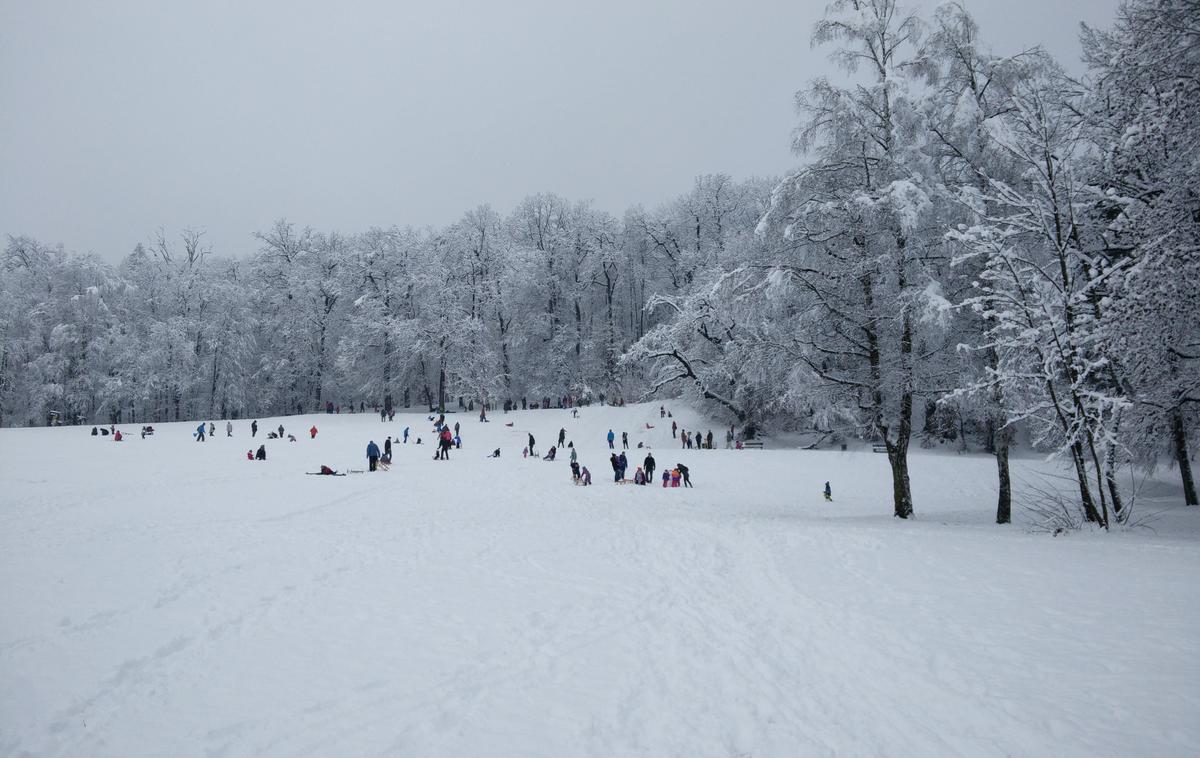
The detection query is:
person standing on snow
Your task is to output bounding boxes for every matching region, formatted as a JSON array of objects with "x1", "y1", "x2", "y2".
[
  {"x1": 824, "y1": 482, "x2": 832, "y2": 501},
  {"x1": 643, "y1": 452, "x2": 655, "y2": 483},
  {"x1": 226, "y1": 420, "x2": 233, "y2": 437},
  {"x1": 528, "y1": 433, "x2": 536, "y2": 458},
  {"x1": 403, "y1": 426, "x2": 410, "y2": 444},
  {"x1": 251, "y1": 420, "x2": 258, "y2": 438},
  {"x1": 671, "y1": 420, "x2": 677, "y2": 438},
  {"x1": 366, "y1": 440, "x2": 381, "y2": 471},
  {"x1": 570, "y1": 446, "x2": 578, "y2": 464},
  {"x1": 621, "y1": 431, "x2": 628, "y2": 450},
  {"x1": 310, "y1": 425, "x2": 318, "y2": 439},
  {"x1": 607, "y1": 429, "x2": 615, "y2": 449},
  {"x1": 610, "y1": 453, "x2": 621, "y2": 482},
  {"x1": 384, "y1": 437, "x2": 392, "y2": 460},
  {"x1": 706, "y1": 430, "x2": 713, "y2": 450},
  {"x1": 208, "y1": 422, "x2": 216, "y2": 438},
  {"x1": 277, "y1": 424, "x2": 285, "y2": 439},
  {"x1": 618, "y1": 451, "x2": 628, "y2": 480},
  {"x1": 677, "y1": 462, "x2": 692, "y2": 488},
  {"x1": 558, "y1": 428, "x2": 566, "y2": 448},
  {"x1": 195, "y1": 422, "x2": 207, "y2": 442},
  {"x1": 454, "y1": 421, "x2": 460, "y2": 437}
]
